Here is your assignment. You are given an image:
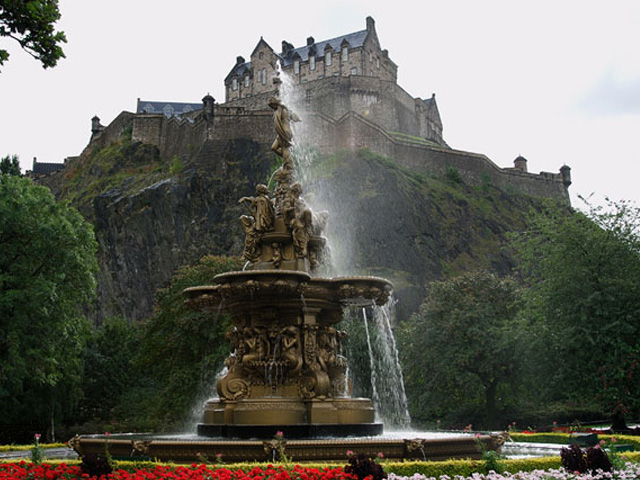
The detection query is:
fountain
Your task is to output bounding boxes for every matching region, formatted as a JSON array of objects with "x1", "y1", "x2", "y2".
[
  {"x1": 183, "y1": 94, "x2": 392, "y2": 439},
  {"x1": 69, "y1": 92, "x2": 507, "y2": 463}
]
